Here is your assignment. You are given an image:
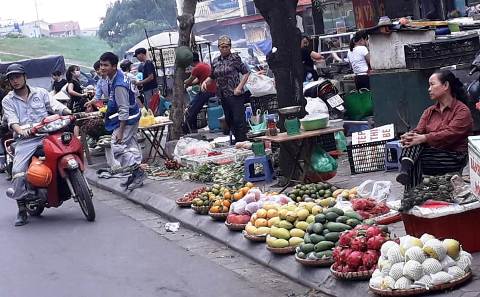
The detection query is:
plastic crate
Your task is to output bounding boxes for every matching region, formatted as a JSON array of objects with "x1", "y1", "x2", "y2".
[
  {"x1": 405, "y1": 52, "x2": 477, "y2": 70},
  {"x1": 196, "y1": 106, "x2": 208, "y2": 129},
  {"x1": 346, "y1": 140, "x2": 389, "y2": 174},
  {"x1": 314, "y1": 132, "x2": 338, "y2": 152},
  {"x1": 250, "y1": 94, "x2": 278, "y2": 114}
]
